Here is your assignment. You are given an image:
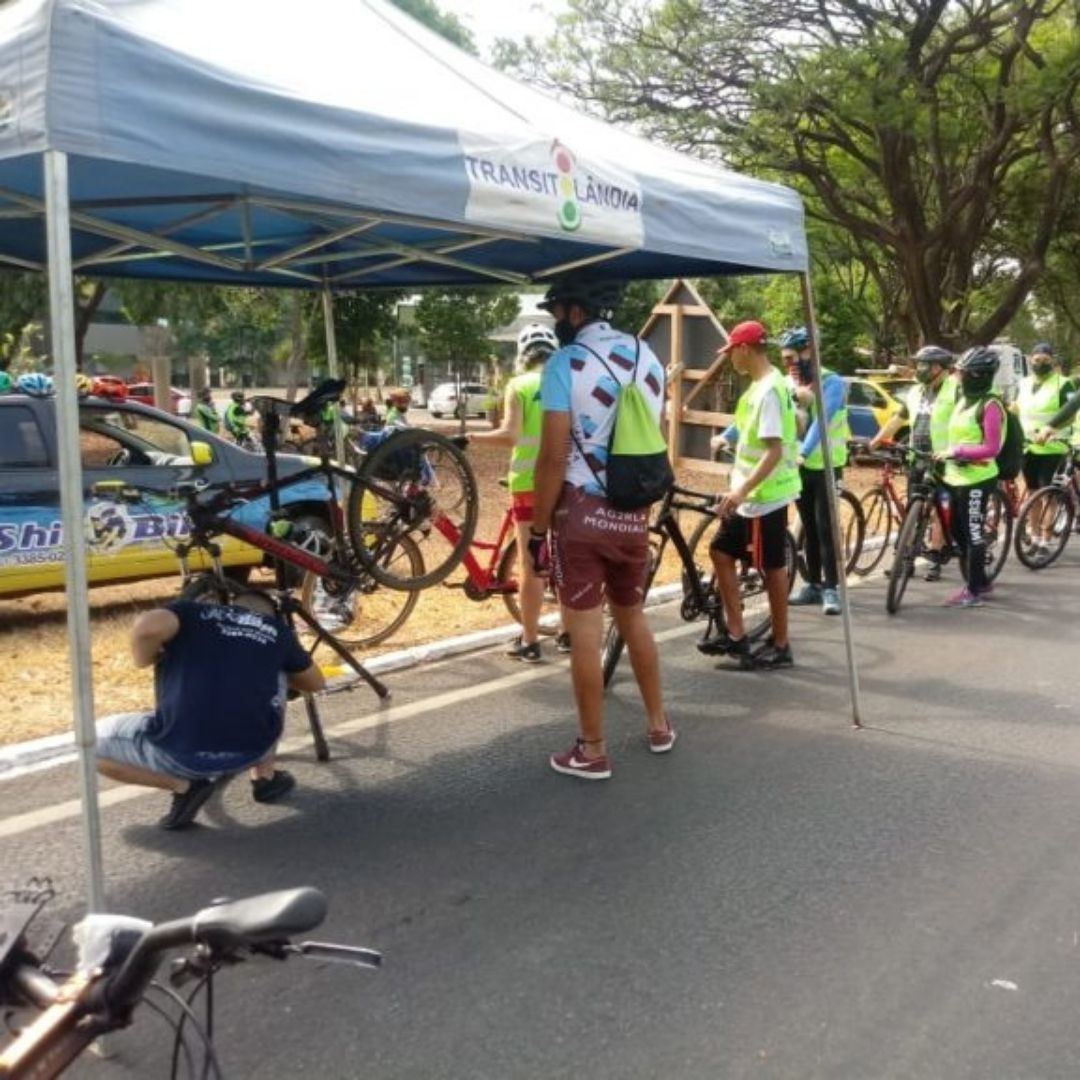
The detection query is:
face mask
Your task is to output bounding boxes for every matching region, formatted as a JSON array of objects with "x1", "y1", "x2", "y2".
[
  {"x1": 915, "y1": 364, "x2": 934, "y2": 385},
  {"x1": 554, "y1": 319, "x2": 576, "y2": 346},
  {"x1": 796, "y1": 357, "x2": 814, "y2": 384},
  {"x1": 1032, "y1": 360, "x2": 1053, "y2": 377}
]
